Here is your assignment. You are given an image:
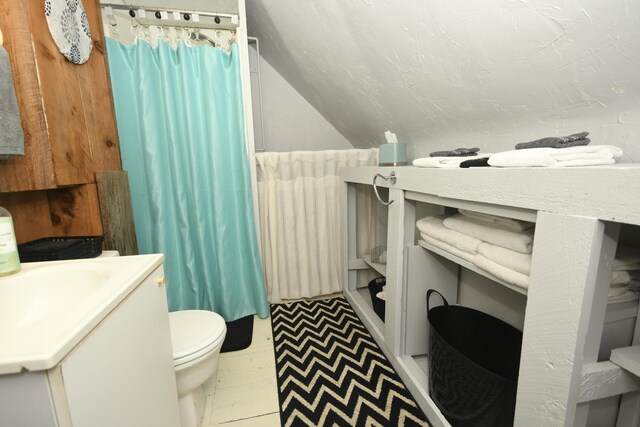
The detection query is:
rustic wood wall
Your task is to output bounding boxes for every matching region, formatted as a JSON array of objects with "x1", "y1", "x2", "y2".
[{"x1": 0, "y1": 0, "x2": 122, "y2": 245}]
